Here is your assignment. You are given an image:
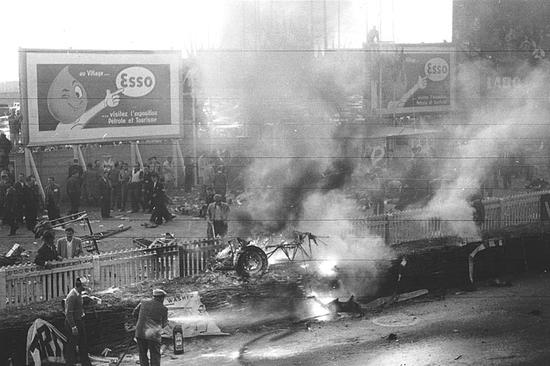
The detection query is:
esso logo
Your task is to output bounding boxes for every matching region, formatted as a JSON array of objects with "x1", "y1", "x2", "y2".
[
  {"x1": 116, "y1": 67, "x2": 156, "y2": 97},
  {"x1": 424, "y1": 57, "x2": 449, "y2": 82}
]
